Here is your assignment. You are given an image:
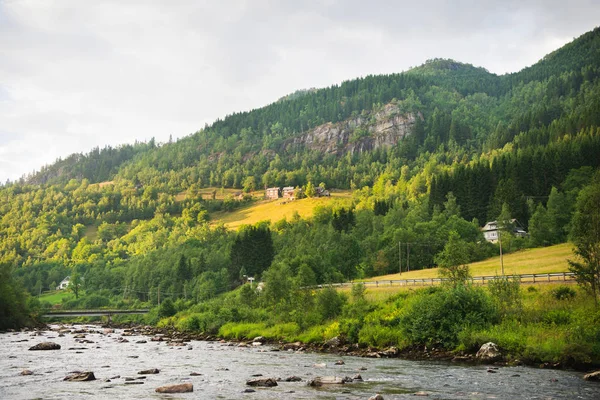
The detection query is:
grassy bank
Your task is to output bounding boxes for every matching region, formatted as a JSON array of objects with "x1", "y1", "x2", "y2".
[{"x1": 154, "y1": 279, "x2": 599, "y2": 369}]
